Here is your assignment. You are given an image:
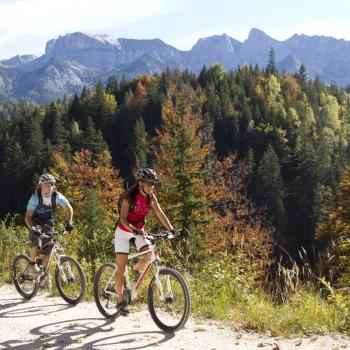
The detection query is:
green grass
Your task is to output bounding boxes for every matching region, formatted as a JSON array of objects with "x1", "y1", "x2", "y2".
[
  {"x1": 185, "y1": 258, "x2": 350, "y2": 336},
  {"x1": 2, "y1": 220, "x2": 350, "y2": 337}
]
